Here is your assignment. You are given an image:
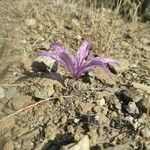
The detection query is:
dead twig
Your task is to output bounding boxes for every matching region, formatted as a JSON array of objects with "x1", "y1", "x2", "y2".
[
  {"x1": 0, "y1": 98, "x2": 52, "y2": 123},
  {"x1": 0, "y1": 95, "x2": 72, "y2": 123}
]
